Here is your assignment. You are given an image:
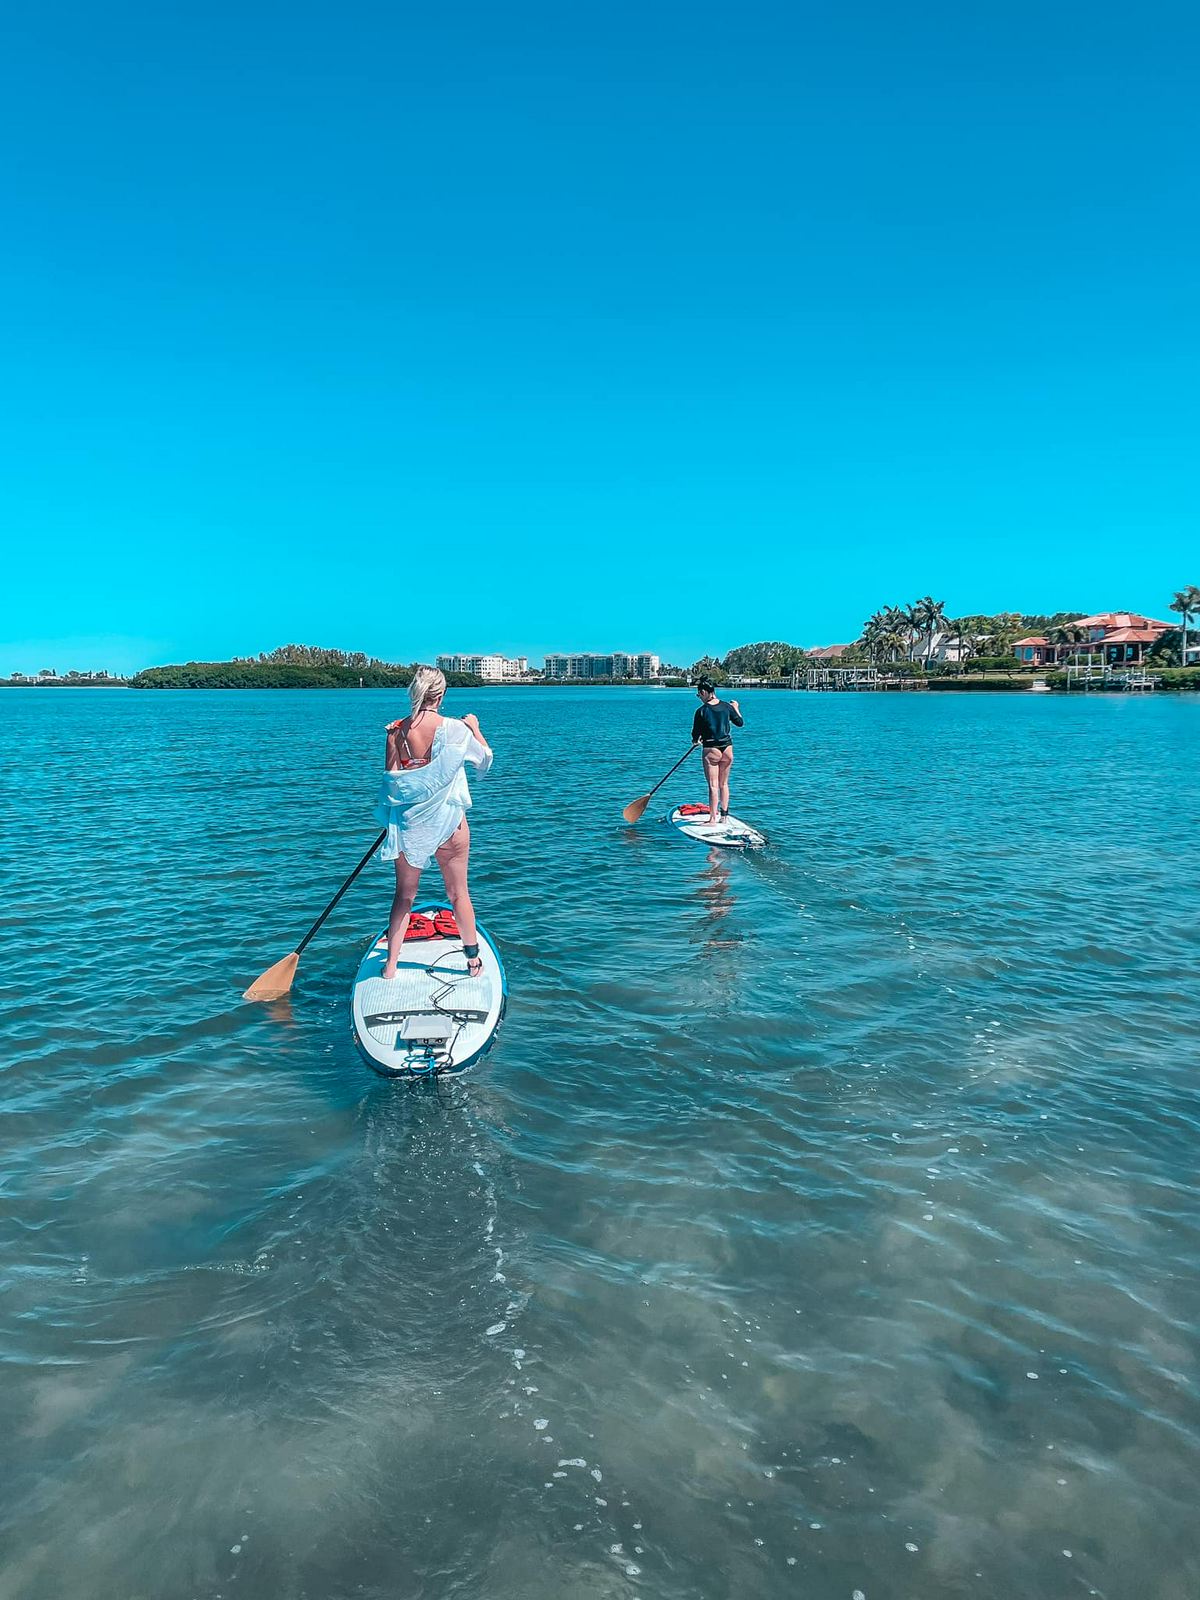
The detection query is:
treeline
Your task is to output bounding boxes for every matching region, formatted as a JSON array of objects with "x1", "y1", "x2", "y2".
[
  {"x1": 131, "y1": 645, "x2": 481, "y2": 690},
  {"x1": 688, "y1": 614, "x2": 1085, "y2": 681},
  {"x1": 687, "y1": 642, "x2": 813, "y2": 682},
  {"x1": 234, "y1": 644, "x2": 403, "y2": 670},
  {"x1": 133, "y1": 663, "x2": 415, "y2": 689},
  {"x1": 692, "y1": 596, "x2": 1198, "y2": 680},
  {"x1": 858, "y1": 600, "x2": 1093, "y2": 666},
  {"x1": 2, "y1": 674, "x2": 129, "y2": 688}
]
